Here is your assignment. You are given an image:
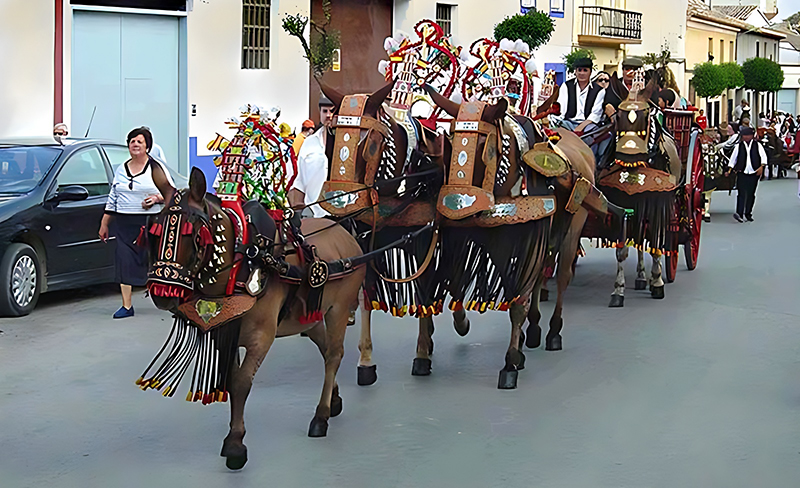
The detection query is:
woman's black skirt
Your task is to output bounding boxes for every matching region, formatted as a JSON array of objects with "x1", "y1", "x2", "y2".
[{"x1": 111, "y1": 213, "x2": 150, "y2": 286}]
